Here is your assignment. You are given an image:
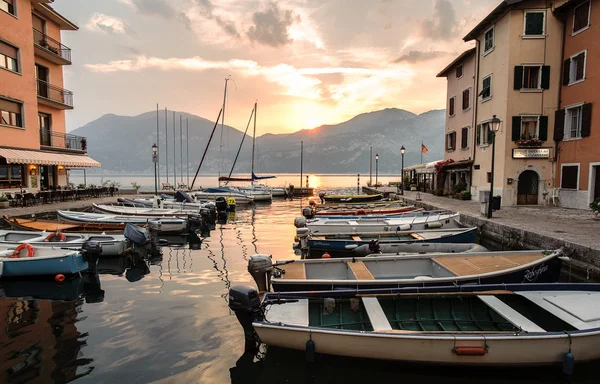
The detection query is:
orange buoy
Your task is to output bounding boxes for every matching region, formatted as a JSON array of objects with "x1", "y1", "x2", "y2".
[
  {"x1": 322, "y1": 252, "x2": 331, "y2": 259},
  {"x1": 45, "y1": 231, "x2": 66, "y2": 242},
  {"x1": 355, "y1": 209, "x2": 367, "y2": 216},
  {"x1": 55, "y1": 274, "x2": 65, "y2": 283},
  {"x1": 453, "y1": 346, "x2": 487, "y2": 356},
  {"x1": 12, "y1": 243, "x2": 35, "y2": 258}
]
